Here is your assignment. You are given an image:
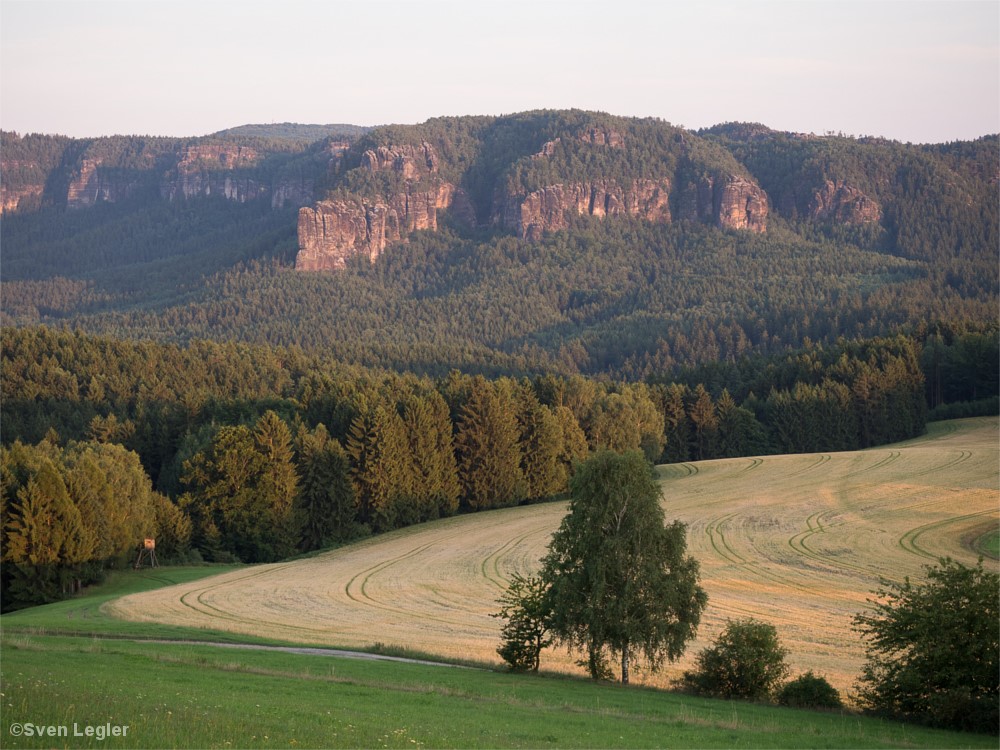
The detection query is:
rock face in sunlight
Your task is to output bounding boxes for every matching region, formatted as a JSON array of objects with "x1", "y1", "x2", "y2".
[
  {"x1": 296, "y1": 182, "x2": 473, "y2": 271},
  {"x1": 493, "y1": 178, "x2": 674, "y2": 241},
  {"x1": 674, "y1": 175, "x2": 769, "y2": 233},
  {"x1": 808, "y1": 180, "x2": 882, "y2": 224},
  {"x1": 292, "y1": 118, "x2": 776, "y2": 270},
  {"x1": 295, "y1": 139, "x2": 476, "y2": 271}
]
